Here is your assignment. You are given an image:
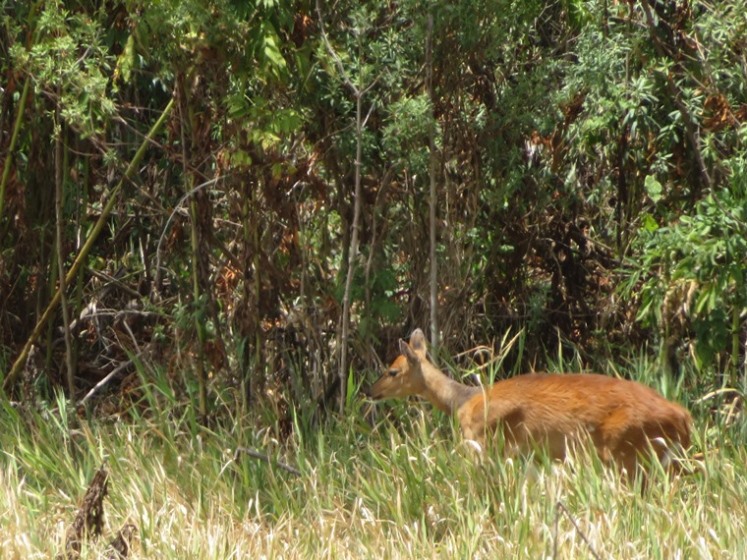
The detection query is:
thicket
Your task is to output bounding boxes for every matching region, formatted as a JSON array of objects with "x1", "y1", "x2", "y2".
[{"x1": 1, "y1": 0, "x2": 745, "y2": 422}]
